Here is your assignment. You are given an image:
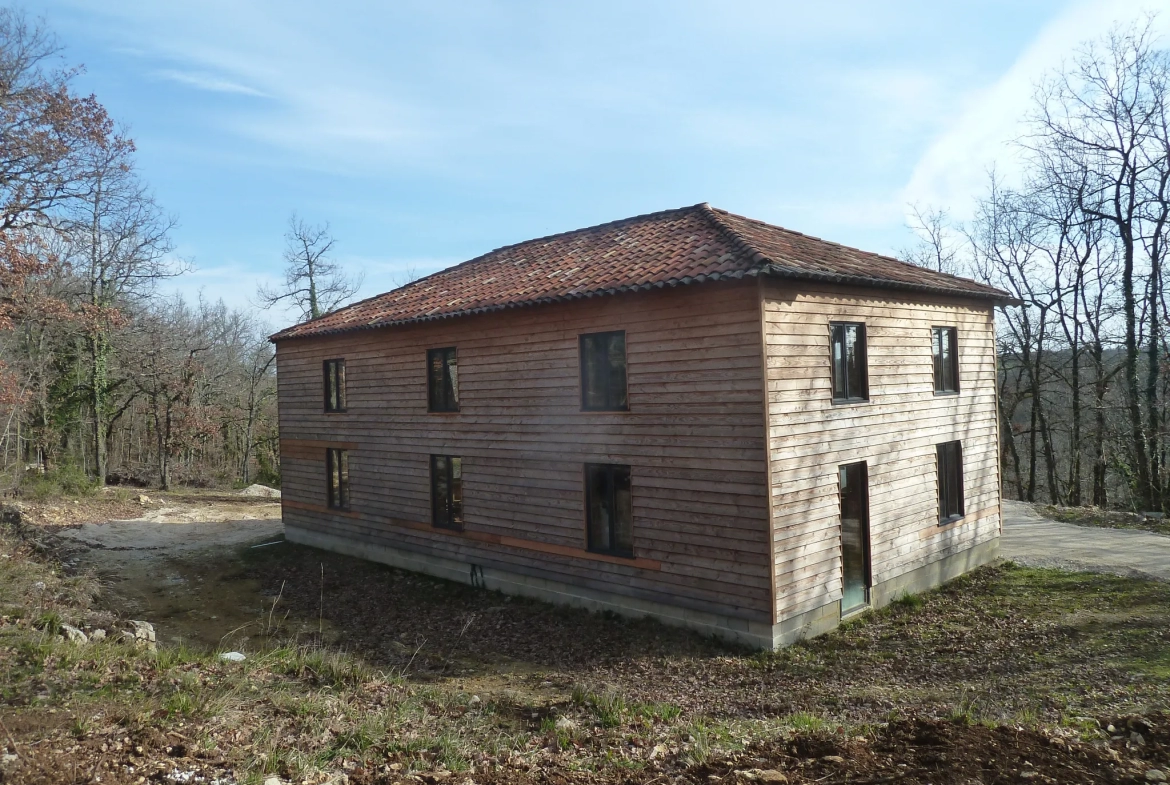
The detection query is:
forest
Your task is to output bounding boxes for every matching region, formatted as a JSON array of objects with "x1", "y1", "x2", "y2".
[{"x1": 1, "y1": 9, "x2": 1169, "y2": 514}]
